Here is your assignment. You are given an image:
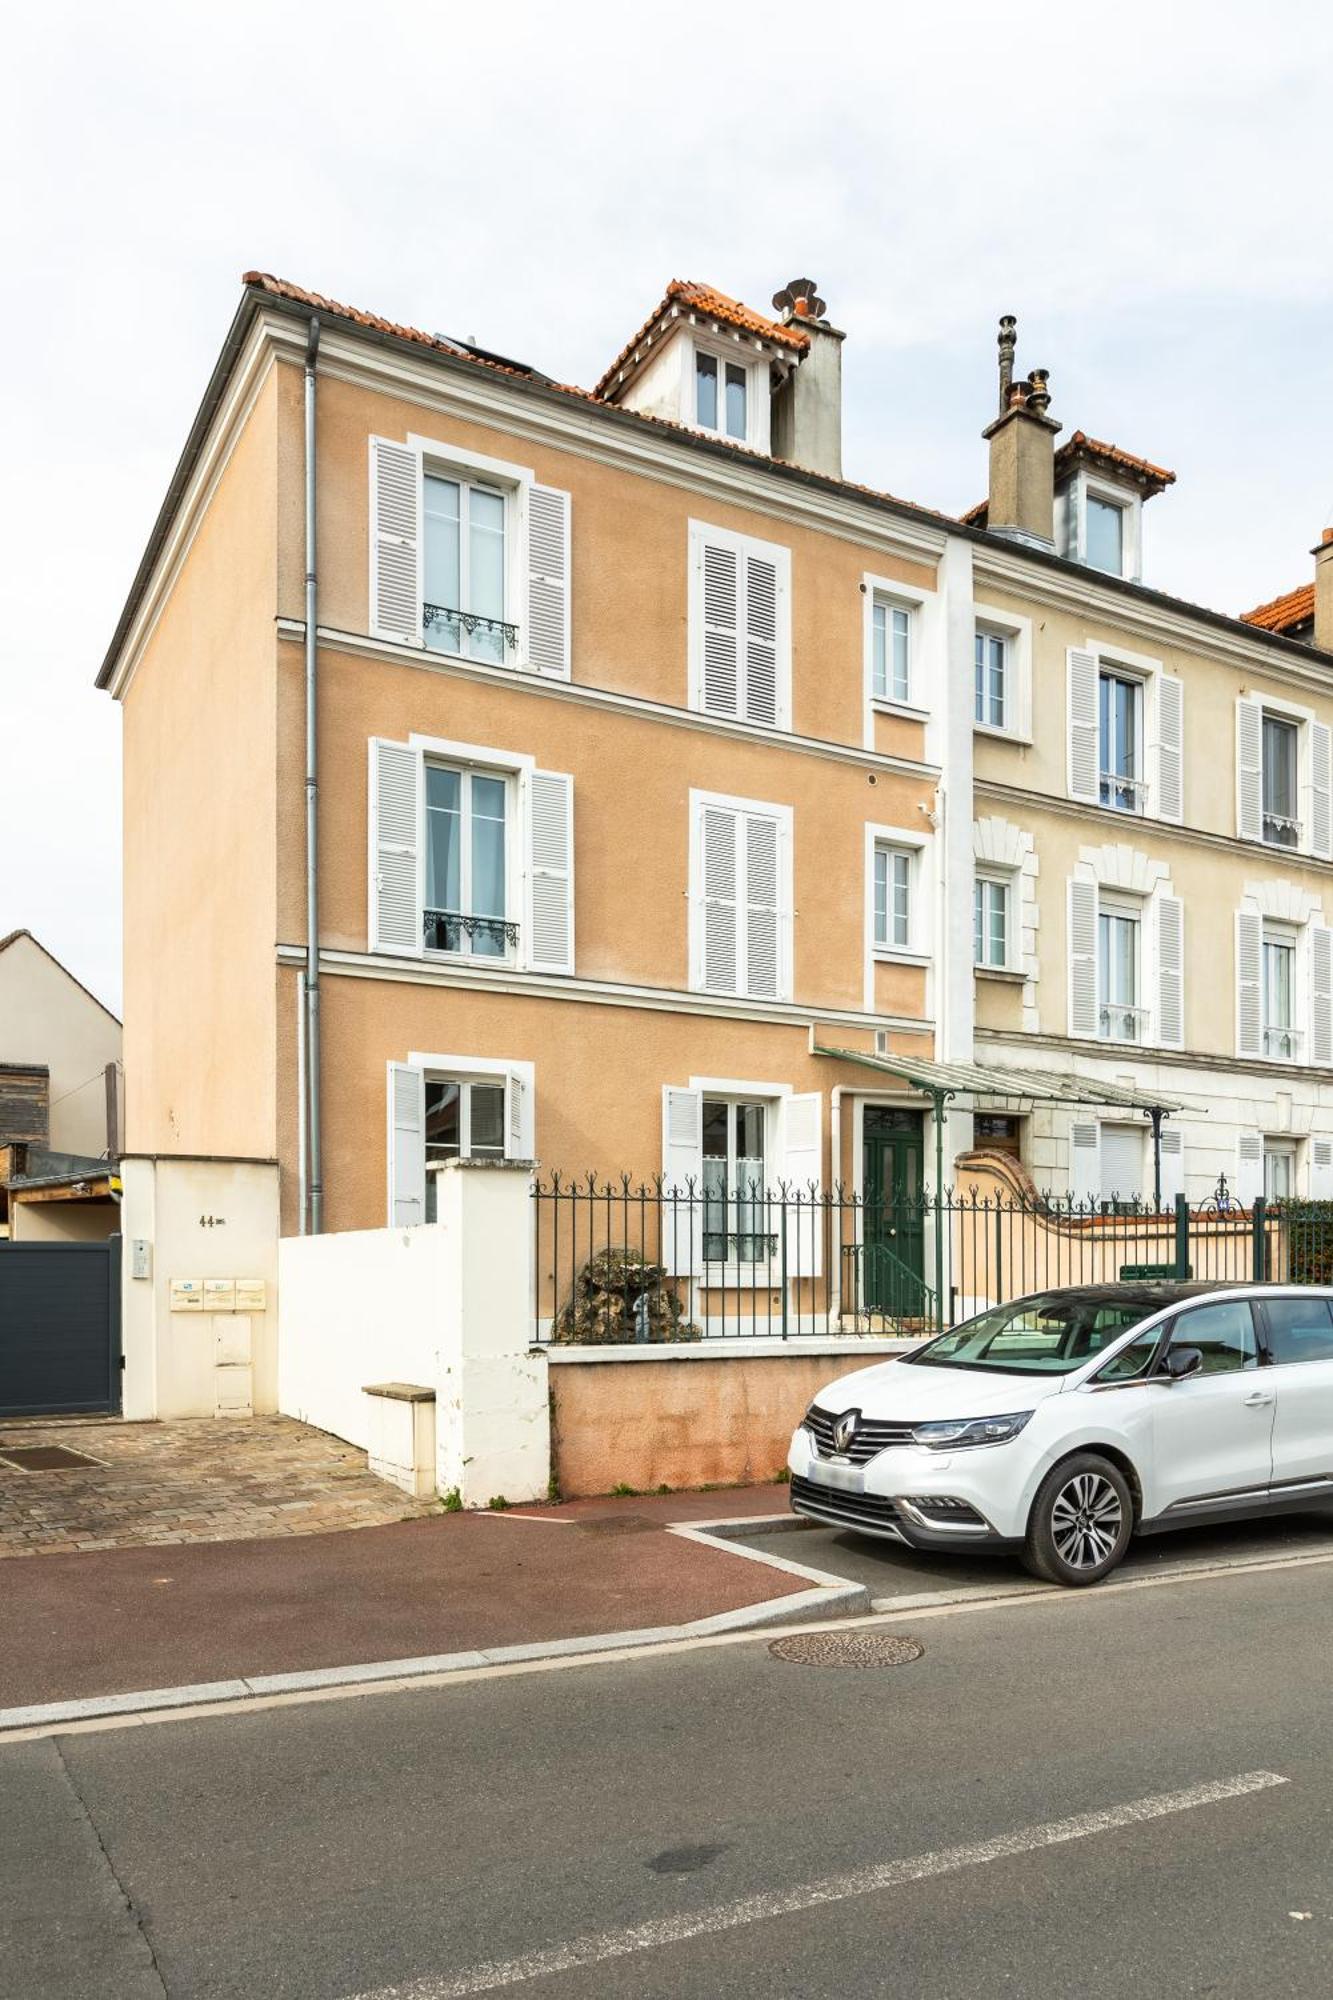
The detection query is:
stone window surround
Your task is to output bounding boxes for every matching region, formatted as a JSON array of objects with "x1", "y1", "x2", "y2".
[{"x1": 973, "y1": 816, "x2": 1040, "y2": 1033}]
